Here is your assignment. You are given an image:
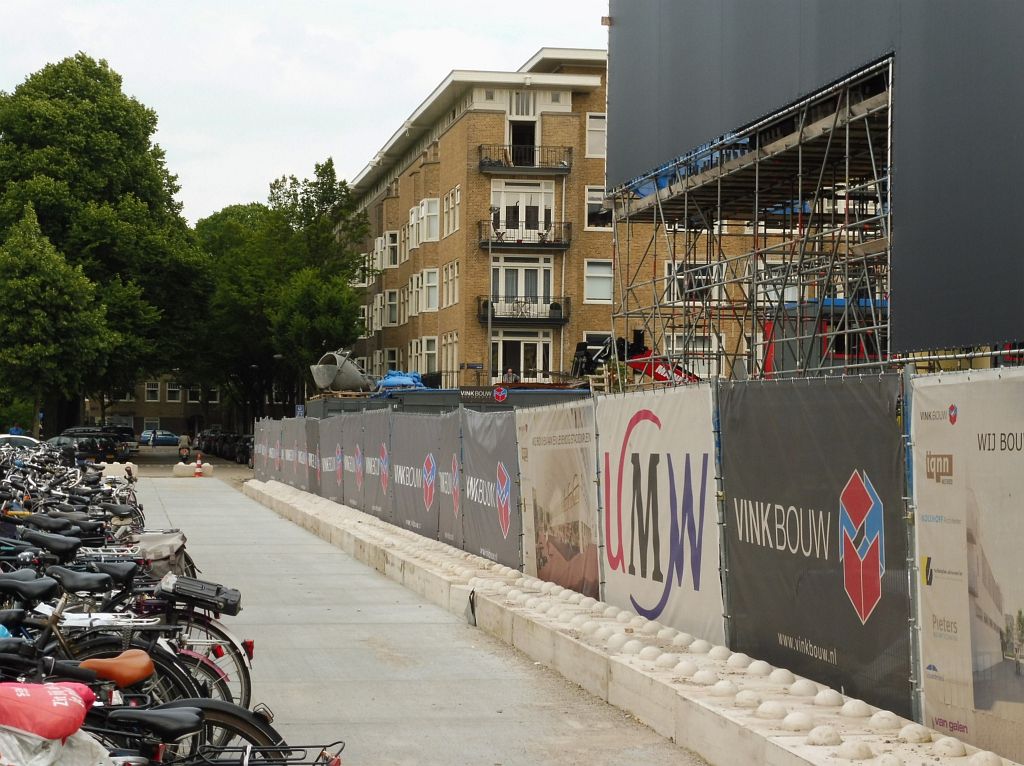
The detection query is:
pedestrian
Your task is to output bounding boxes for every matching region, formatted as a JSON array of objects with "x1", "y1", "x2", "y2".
[
  {"x1": 149, "y1": 431, "x2": 156, "y2": 449},
  {"x1": 502, "y1": 368, "x2": 519, "y2": 383},
  {"x1": 8, "y1": 423, "x2": 24, "y2": 435},
  {"x1": 177, "y1": 432, "x2": 192, "y2": 463}
]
